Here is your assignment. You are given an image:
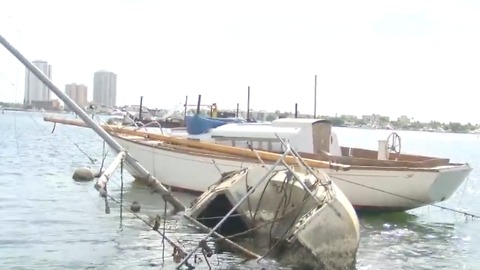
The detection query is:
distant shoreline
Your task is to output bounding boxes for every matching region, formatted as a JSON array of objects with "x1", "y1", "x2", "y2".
[{"x1": 2, "y1": 107, "x2": 477, "y2": 135}]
